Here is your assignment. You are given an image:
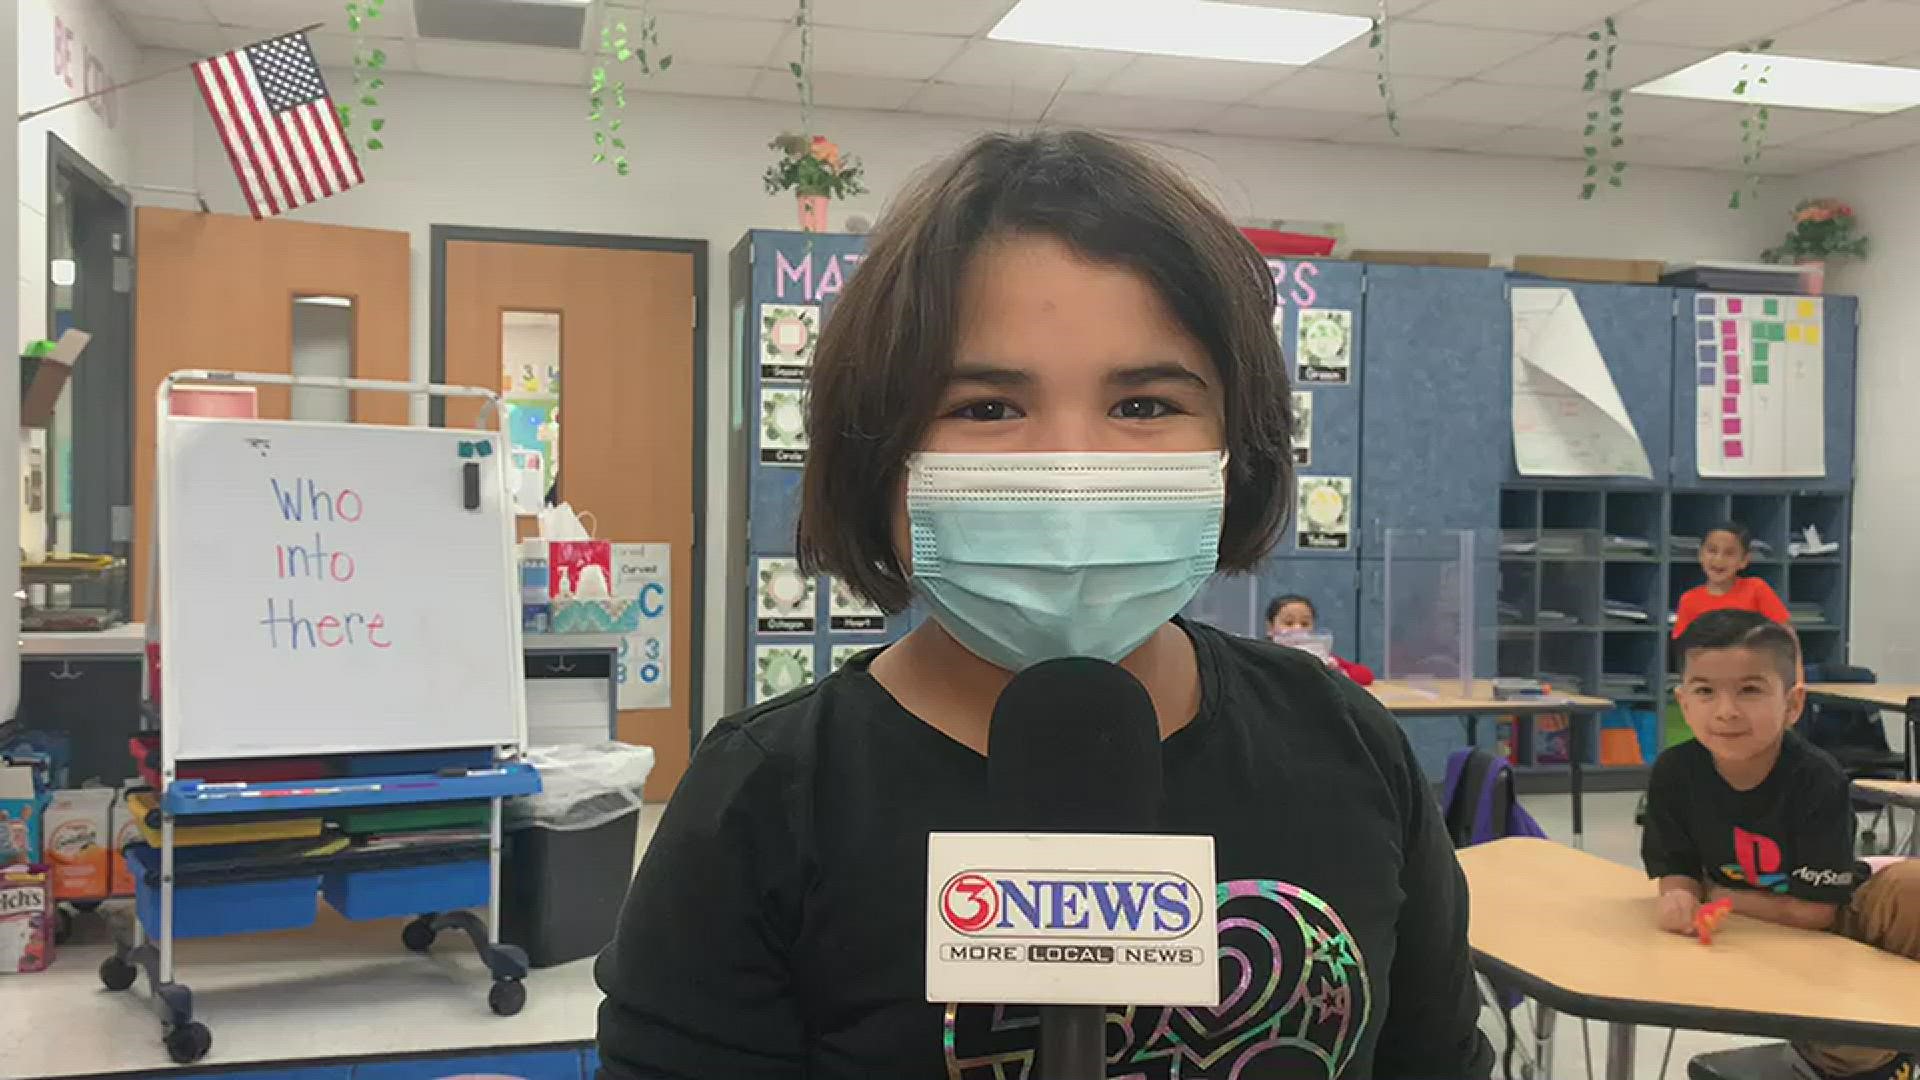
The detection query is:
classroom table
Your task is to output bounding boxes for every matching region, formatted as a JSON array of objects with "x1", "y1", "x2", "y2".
[
  {"x1": 1804, "y1": 682, "x2": 1920, "y2": 781},
  {"x1": 1458, "y1": 837, "x2": 1920, "y2": 1080},
  {"x1": 1369, "y1": 680, "x2": 1615, "y2": 846},
  {"x1": 1852, "y1": 778, "x2": 1920, "y2": 856}
]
